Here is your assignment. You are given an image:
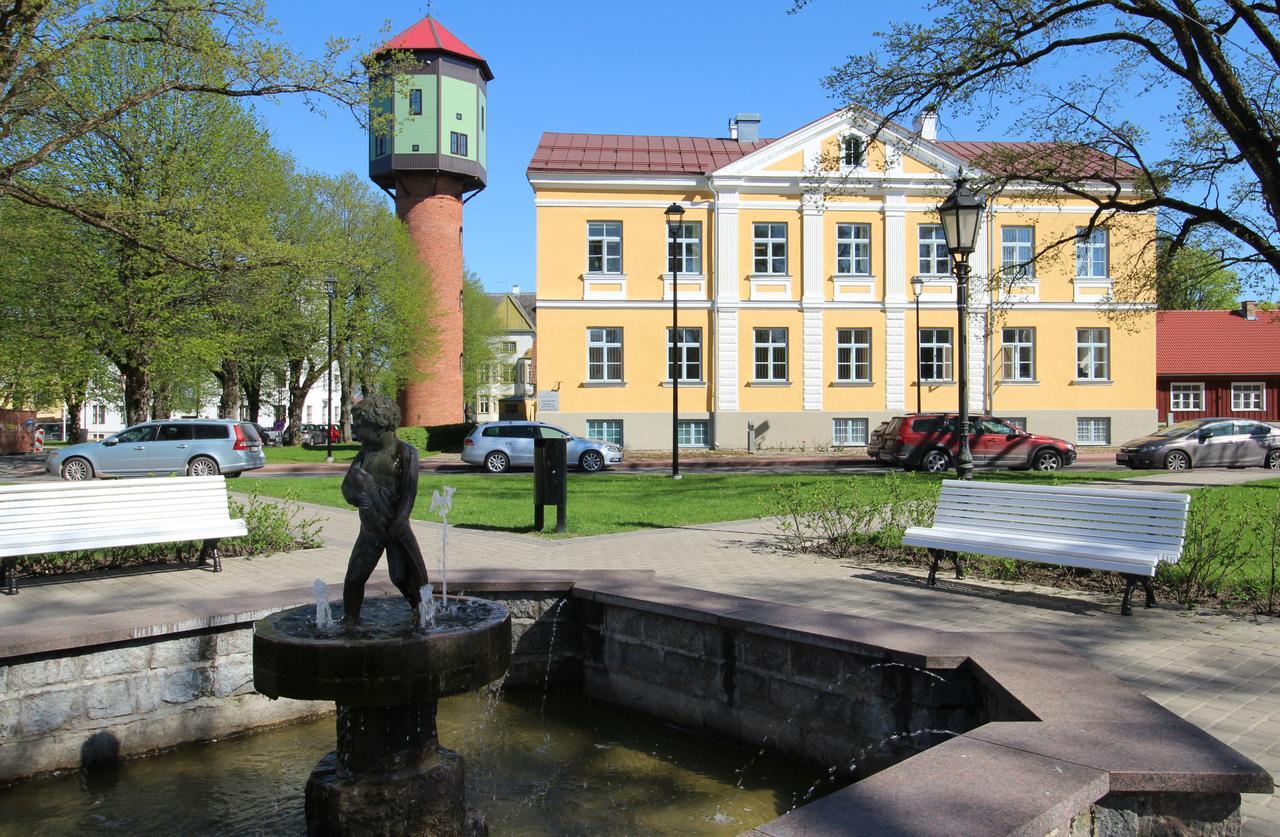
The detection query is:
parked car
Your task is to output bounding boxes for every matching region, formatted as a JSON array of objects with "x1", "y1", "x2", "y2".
[
  {"x1": 866, "y1": 420, "x2": 890, "y2": 462},
  {"x1": 253, "y1": 423, "x2": 283, "y2": 446},
  {"x1": 45, "y1": 419, "x2": 266, "y2": 480},
  {"x1": 879, "y1": 413, "x2": 1076, "y2": 473},
  {"x1": 1116, "y1": 418, "x2": 1280, "y2": 470},
  {"x1": 302, "y1": 424, "x2": 340, "y2": 447},
  {"x1": 462, "y1": 421, "x2": 623, "y2": 473}
]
